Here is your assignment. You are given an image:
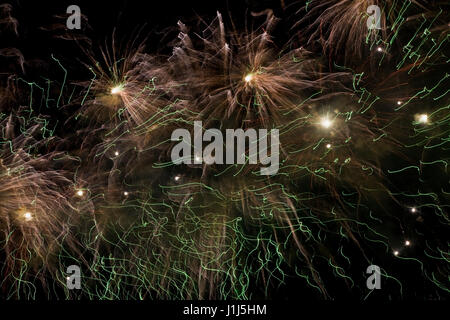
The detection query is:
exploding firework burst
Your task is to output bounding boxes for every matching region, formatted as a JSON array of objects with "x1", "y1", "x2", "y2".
[
  {"x1": 0, "y1": 0, "x2": 448, "y2": 301},
  {"x1": 0, "y1": 113, "x2": 94, "y2": 298}
]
